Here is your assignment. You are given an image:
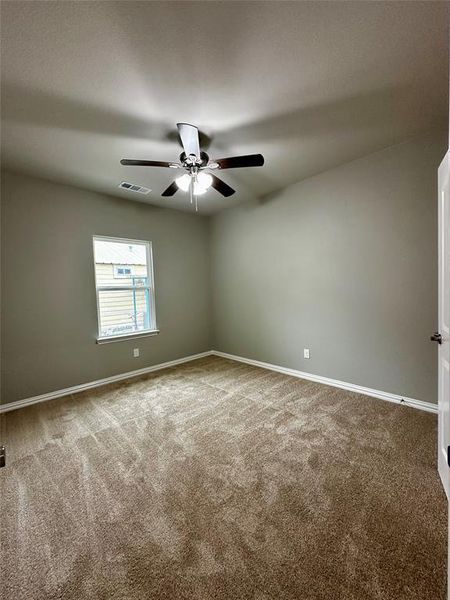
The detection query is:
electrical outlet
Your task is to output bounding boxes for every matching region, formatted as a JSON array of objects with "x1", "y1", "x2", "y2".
[
  {"x1": 133, "y1": 348, "x2": 140, "y2": 358},
  {"x1": 303, "y1": 348, "x2": 310, "y2": 359}
]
